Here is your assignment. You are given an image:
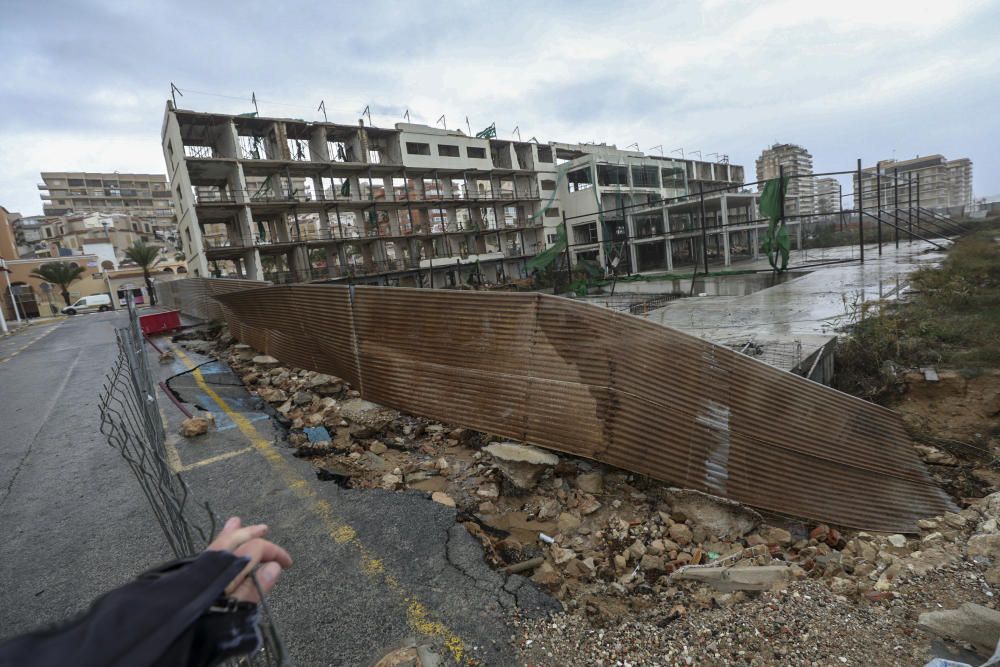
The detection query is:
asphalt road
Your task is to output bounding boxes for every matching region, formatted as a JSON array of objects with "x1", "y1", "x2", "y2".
[
  {"x1": 0, "y1": 312, "x2": 167, "y2": 633},
  {"x1": 0, "y1": 311, "x2": 557, "y2": 665}
]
